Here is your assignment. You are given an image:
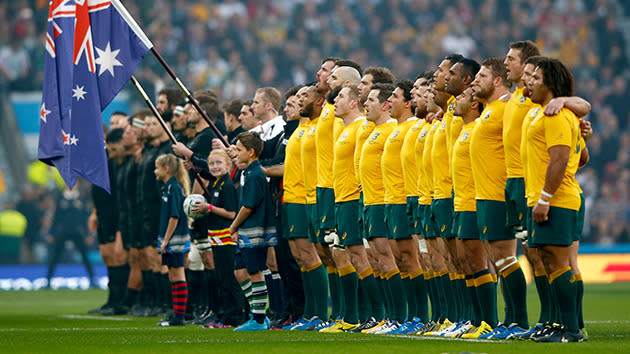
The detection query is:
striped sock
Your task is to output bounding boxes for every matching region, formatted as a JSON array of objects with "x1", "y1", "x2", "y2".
[
  {"x1": 239, "y1": 279, "x2": 253, "y2": 308},
  {"x1": 251, "y1": 280, "x2": 268, "y2": 324},
  {"x1": 171, "y1": 281, "x2": 187, "y2": 320}
]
